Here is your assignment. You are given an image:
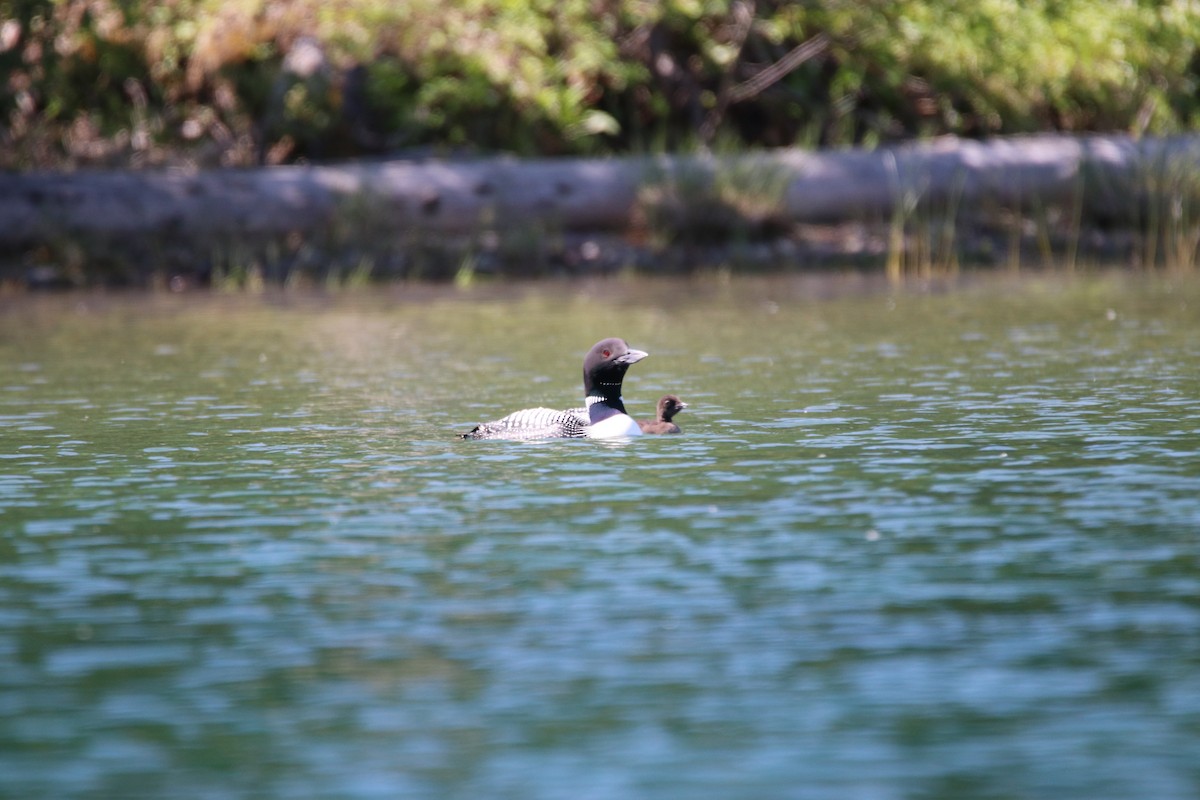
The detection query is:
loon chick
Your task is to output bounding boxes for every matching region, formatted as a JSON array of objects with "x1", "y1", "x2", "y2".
[
  {"x1": 460, "y1": 337, "x2": 648, "y2": 440},
  {"x1": 639, "y1": 394, "x2": 688, "y2": 434}
]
